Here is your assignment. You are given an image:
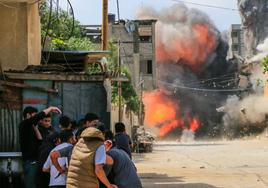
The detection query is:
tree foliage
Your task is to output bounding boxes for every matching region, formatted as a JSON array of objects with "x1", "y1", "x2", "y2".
[
  {"x1": 108, "y1": 41, "x2": 142, "y2": 114},
  {"x1": 261, "y1": 55, "x2": 268, "y2": 74},
  {"x1": 39, "y1": 2, "x2": 96, "y2": 51}
]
